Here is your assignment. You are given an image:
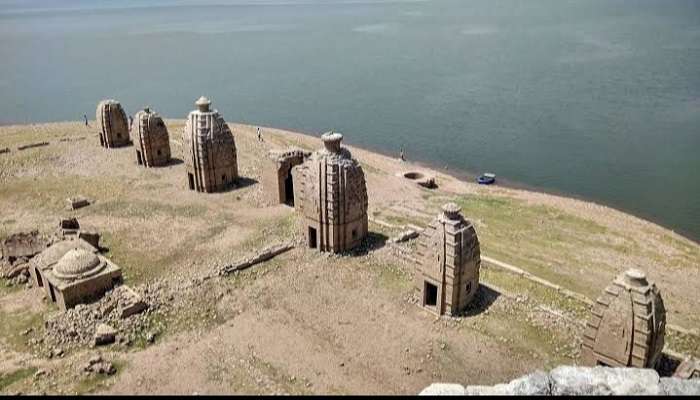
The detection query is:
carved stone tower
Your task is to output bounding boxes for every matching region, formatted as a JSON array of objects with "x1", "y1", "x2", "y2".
[
  {"x1": 582, "y1": 269, "x2": 666, "y2": 369},
  {"x1": 291, "y1": 132, "x2": 368, "y2": 253},
  {"x1": 416, "y1": 203, "x2": 481, "y2": 316},
  {"x1": 182, "y1": 97, "x2": 238, "y2": 193},
  {"x1": 132, "y1": 107, "x2": 171, "y2": 167},
  {"x1": 96, "y1": 99, "x2": 130, "y2": 148}
]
